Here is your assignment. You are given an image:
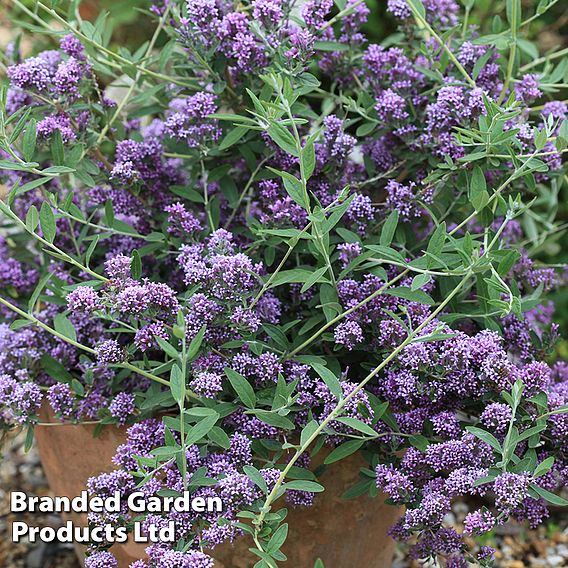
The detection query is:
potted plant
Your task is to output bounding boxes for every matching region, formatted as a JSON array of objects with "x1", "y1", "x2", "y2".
[{"x1": 0, "y1": 0, "x2": 567, "y2": 566}]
